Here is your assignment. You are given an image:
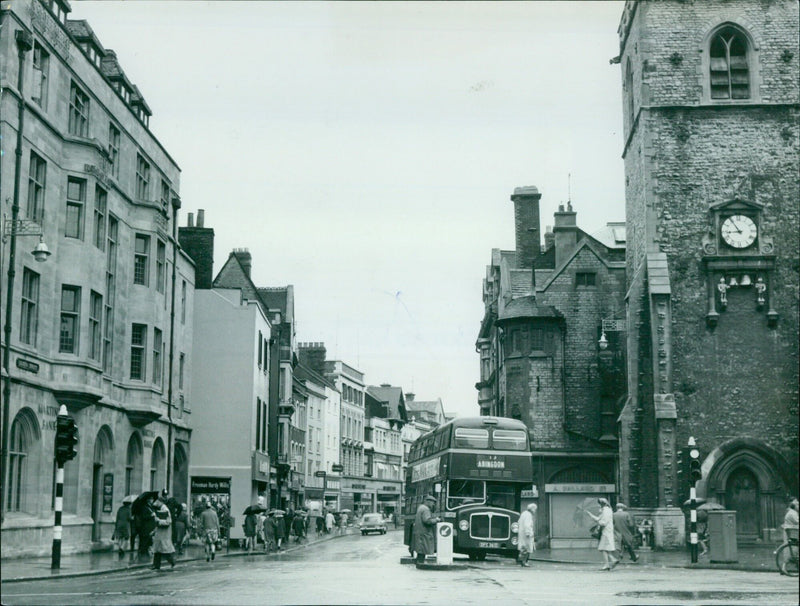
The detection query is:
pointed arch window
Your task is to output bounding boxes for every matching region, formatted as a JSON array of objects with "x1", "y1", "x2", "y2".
[{"x1": 710, "y1": 26, "x2": 750, "y2": 100}]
